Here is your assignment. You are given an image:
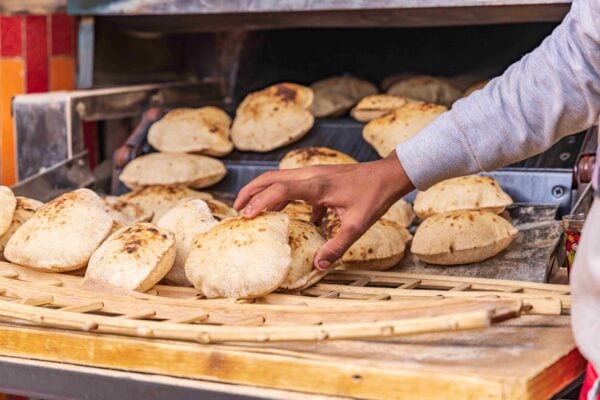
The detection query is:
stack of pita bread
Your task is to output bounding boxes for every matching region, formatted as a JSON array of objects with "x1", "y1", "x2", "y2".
[
  {"x1": 362, "y1": 101, "x2": 447, "y2": 157},
  {"x1": 231, "y1": 83, "x2": 315, "y2": 152},
  {"x1": 0, "y1": 187, "x2": 43, "y2": 261},
  {"x1": 309, "y1": 76, "x2": 378, "y2": 118},
  {"x1": 411, "y1": 175, "x2": 518, "y2": 265},
  {"x1": 120, "y1": 105, "x2": 233, "y2": 190}
]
